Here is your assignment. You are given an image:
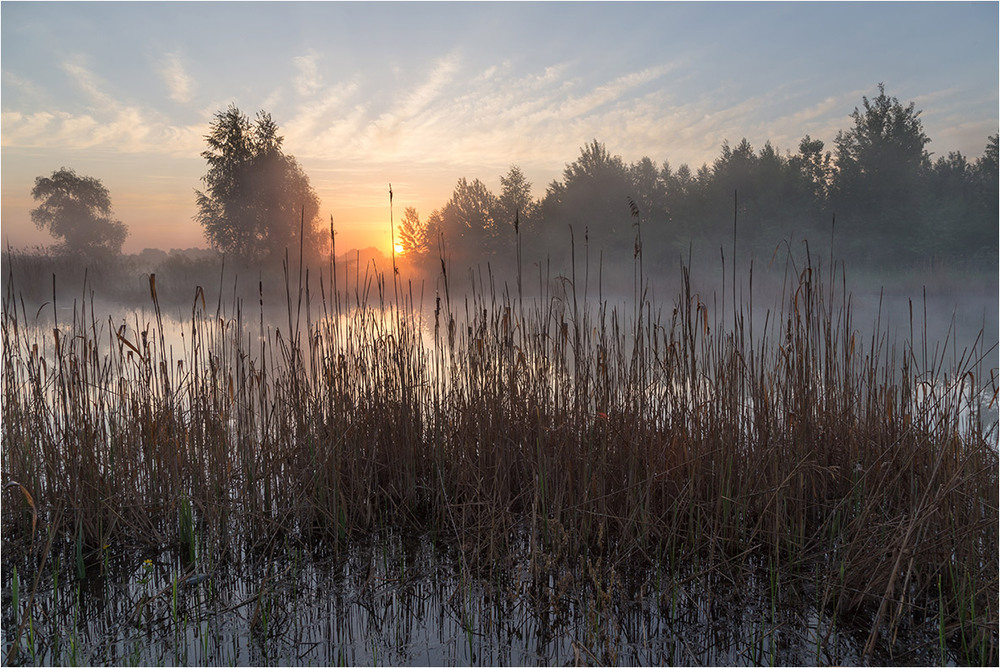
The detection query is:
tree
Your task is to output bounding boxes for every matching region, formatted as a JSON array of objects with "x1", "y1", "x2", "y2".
[
  {"x1": 628, "y1": 157, "x2": 668, "y2": 225},
  {"x1": 970, "y1": 134, "x2": 1000, "y2": 261},
  {"x1": 441, "y1": 177, "x2": 497, "y2": 257},
  {"x1": 397, "y1": 206, "x2": 430, "y2": 257},
  {"x1": 496, "y1": 165, "x2": 538, "y2": 242},
  {"x1": 972, "y1": 134, "x2": 998, "y2": 207},
  {"x1": 834, "y1": 84, "x2": 931, "y2": 180},
  {"x1": 789, "y1": 135, "x2": 832, "y2": 202},
  {"x1": 541, "y1": 140, "x2": 633, "y2": 256},
  {"x1": 425, "y1": 209, "x2": 445, "y2": 252},
  {"x1": 30, "y1": 168, "x2": 128, "y2": 258},
  {"x1": 831, "y1": 84, "x2": 931, "y2": 259},
  {"x1": 195, "y1": 105, "x2": 322, "y2": 263}
]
